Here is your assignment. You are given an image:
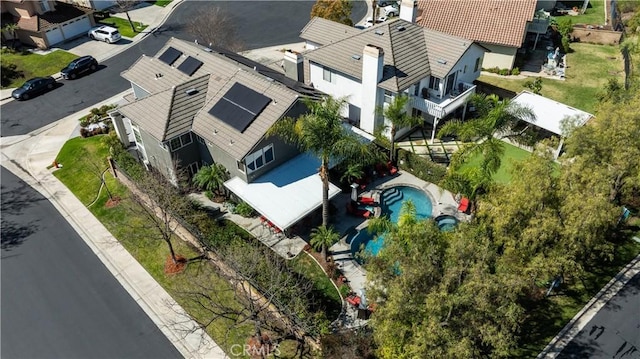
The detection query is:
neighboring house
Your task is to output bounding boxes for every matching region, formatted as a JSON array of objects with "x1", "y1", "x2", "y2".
[
  {"x1": 111, "y1": 38, "x2": 339, "y2": 231},
  {"x1": 411, "y1": 0, "x2": 544, "y2": 70},
  {"x1": 58, "y1": 0, "x2": 117, "y2": 11},
  {"x1": 0, "y1": 0, "x2": 94, "y2": 49},
  {"x1": 511, "y1": 91, "x2": 592, "y2": 159},
  {"x1": 297, "y1": 16, "x2": 487, "y2": 142}
]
